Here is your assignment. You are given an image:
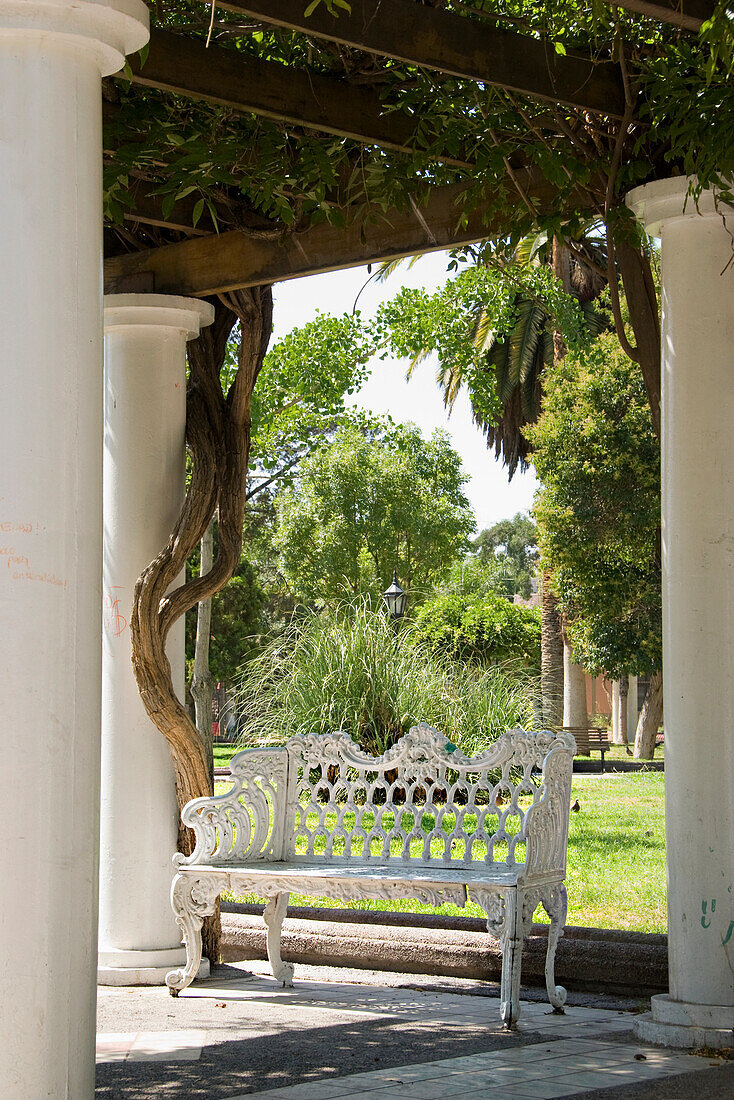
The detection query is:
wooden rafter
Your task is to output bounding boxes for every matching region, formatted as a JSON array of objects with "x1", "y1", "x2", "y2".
[
  {"x1": 104, "y1": 174, "x2": 598, "y2": 296},
  {"x1": 605, "y1": 0, "x2": 715, "y2": 30},
  {"x1": 217, "y1": 0, "x2": 625, "y2": 116},
  {"x1": 124, "y1": 29, "x2": 472, "y2": 167}
]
